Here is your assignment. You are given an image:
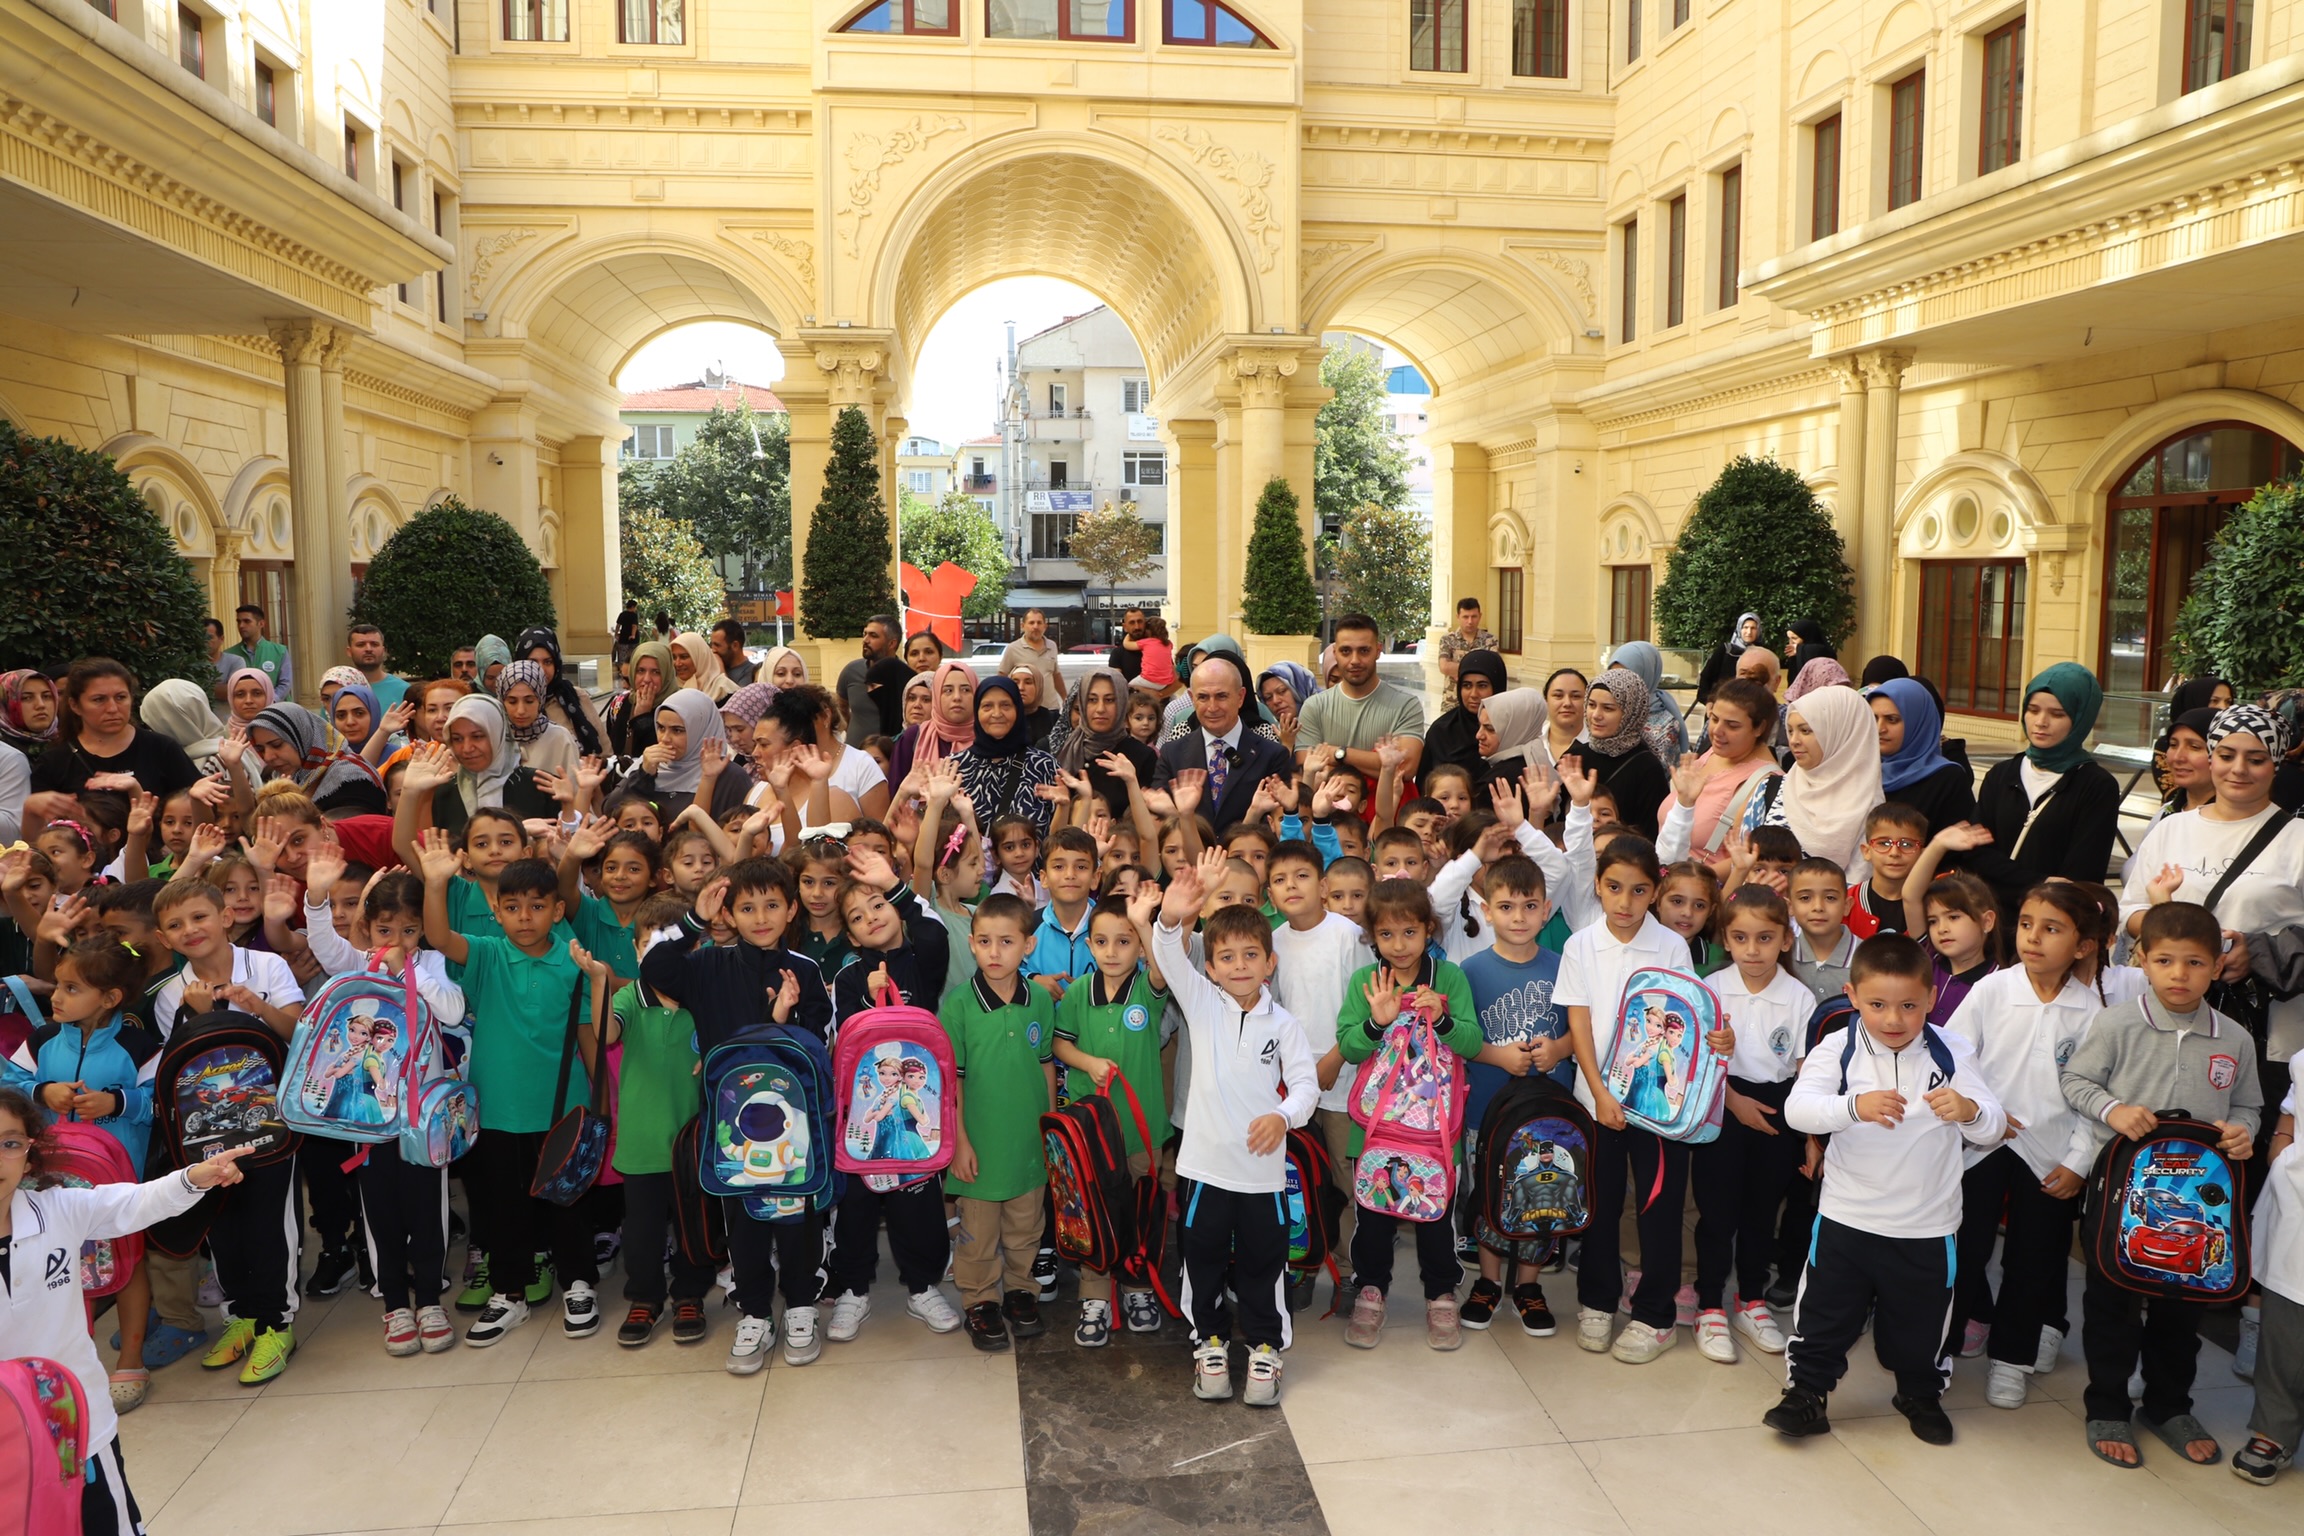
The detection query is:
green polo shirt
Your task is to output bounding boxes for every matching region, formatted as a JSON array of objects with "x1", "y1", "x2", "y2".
[
  {"x1": 1054, "y1": 966, "x2": 1171, "y2": 1158},
  {"x1": 445, "y1": 874, "x2": 577, "y2": 958},
  {"x1": 940, "y1": 969, "x2": 1056, "y2": 1202},
  {"x1": 1333, "y1": 954, "x2": 1482, "y2": 1158},
  {"x1": 460, "y1": 933, "x2": 589, "y2": 1134},
  {"x1": 571, "y1": 892, "x2": 640, "y2": 983},
  {"x1": 609, "y1": 981, "x2": 698, "y2": 1175}
]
